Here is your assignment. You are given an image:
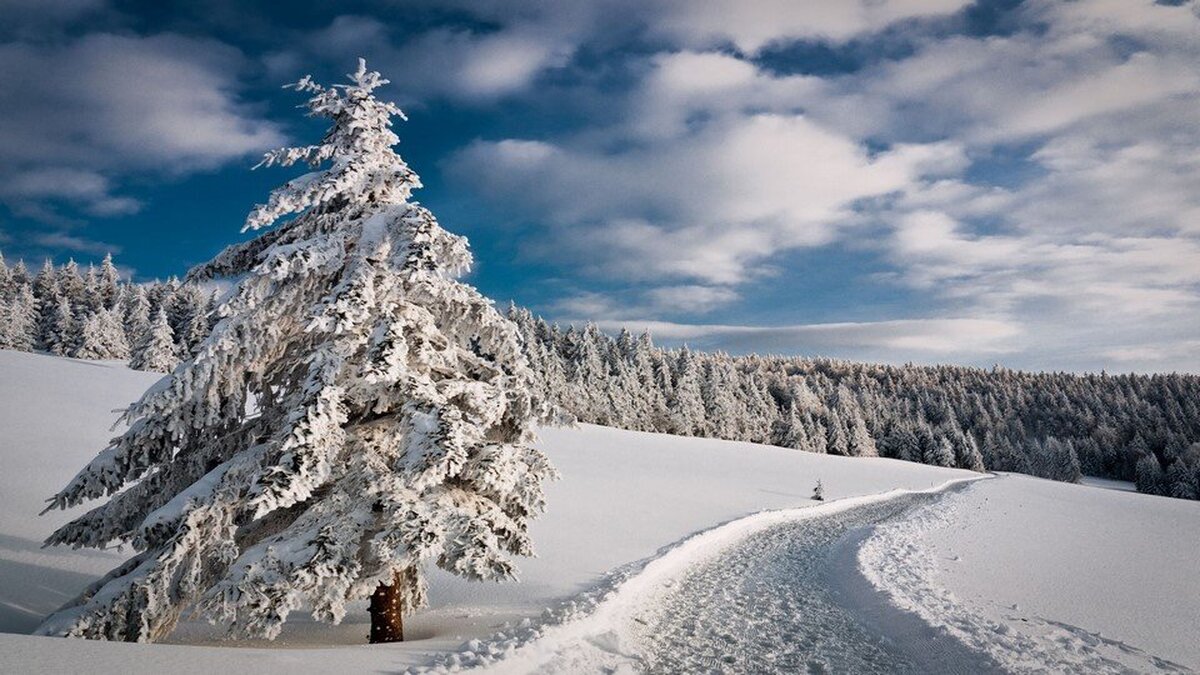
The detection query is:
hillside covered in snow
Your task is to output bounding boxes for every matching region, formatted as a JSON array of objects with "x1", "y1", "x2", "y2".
[{"x1": 2, "y1": 349, "x2": 1198, "y2": 673}]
